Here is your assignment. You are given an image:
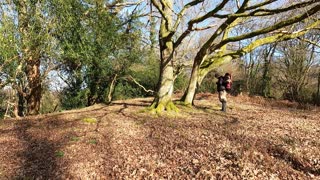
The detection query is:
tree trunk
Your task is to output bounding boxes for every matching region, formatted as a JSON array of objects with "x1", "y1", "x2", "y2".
[
  {"x1": 182, "y1": 55, "x2": 233, "y2": 105},
  {"x1": 261, "y1": 59, "x2": 271, "y2": 97},
  {"x1": 18, "y1": 90, "x2": 25, "y2": 116},
  {"x1": 150, "y1": 0, "x2": 177, "y2": 113},
  {"x1": 317, "y1": 72, "x2": 320, "y2": 105},
  {"x1": 107, "y1": 74, "x2": 117, "y2": 103},
  {"x1": 26, "y1": 57, "x2": 42, "y2": 115},
  {"x1": 181, "y1": 60, "x2": 201, "y2": 105},
  {"x1": 16, "y1": 0, "x2": 42, "y2": 116},
  {"x1": 152, "y1": 43, "x2": 176, "y2": 113},
  {"x1": 261, "y1": 45, "x2": 276, "y2": 98}
]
